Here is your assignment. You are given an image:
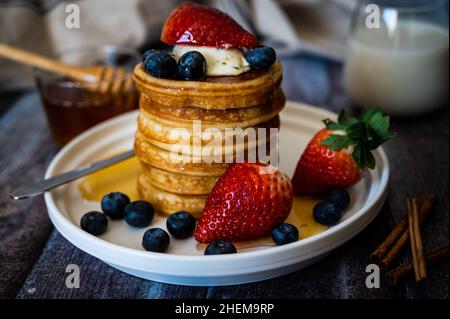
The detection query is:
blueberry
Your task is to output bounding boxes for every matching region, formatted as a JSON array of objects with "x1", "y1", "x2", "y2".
[
  {"x1": 271, "y1": 223, "x2": 299, "y2": 245},
  {"x1": 142, "y1": 49, "x2": 159, "y2": 63},
  {"x1": 80, "y1": 211, "x2": 108, "y2": 236},
  {"x1": 101, "y1": 192, "x2": 130, "y2": 219},
  {"x1": 144, "y1": 52, "x2": 177, "y2": 79},
  {"x1": 327, "y1": 189, "x2": 351, "y2": 210},
  {"x1": 313, "y1": 201, "x2": 342, "y2": 226},
  {"x1": 204, "y1": 240, "x2": 237, "y2": 255},
  {"x1": 142, "y1": 228, "x2": 170, "y2": 252},
  {"x1": 166, "y1": 211, "x2": 196, "y2": 239},
  {"x1": 177, "y1": 51, "x2": 206, "y2": 80},
  {"x1": 124, "y1": 201, "x2": 154, "y2": 227},
  {"x1": 244, "y1": 46, "x2": 276, "y2": 70}
]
